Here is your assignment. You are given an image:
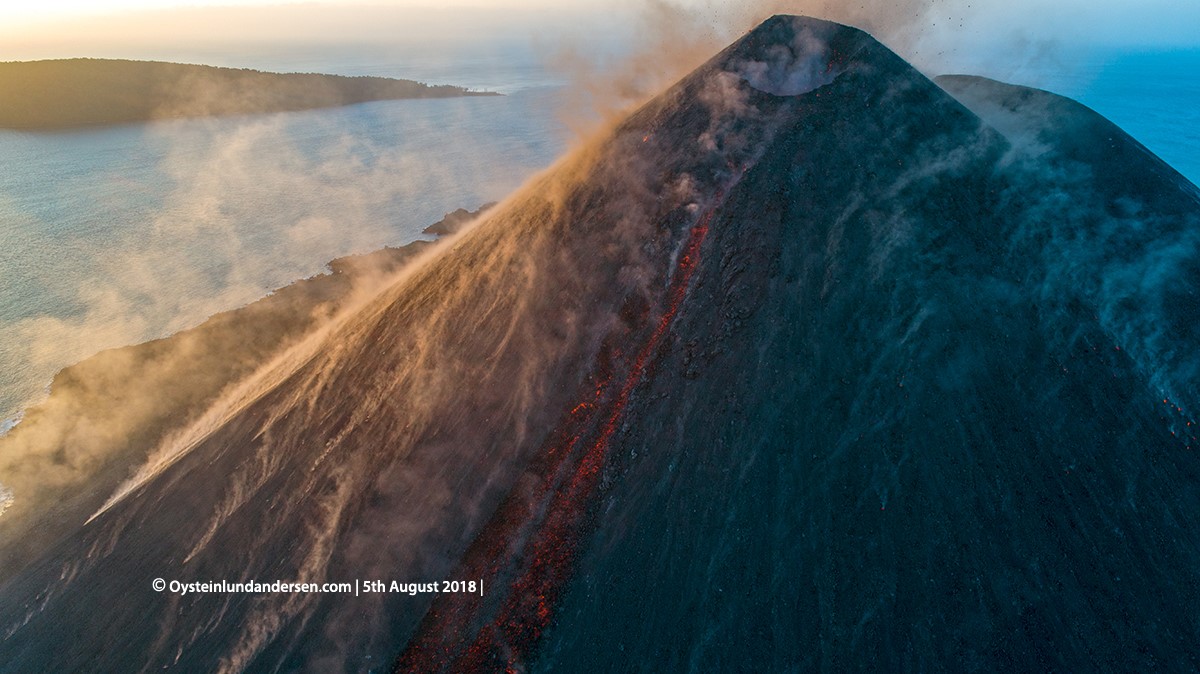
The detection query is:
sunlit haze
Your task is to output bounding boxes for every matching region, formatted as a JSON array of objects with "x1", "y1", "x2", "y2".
[{"x1": 4, "y1": 0, "x2": 1200, "y2": 62}]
